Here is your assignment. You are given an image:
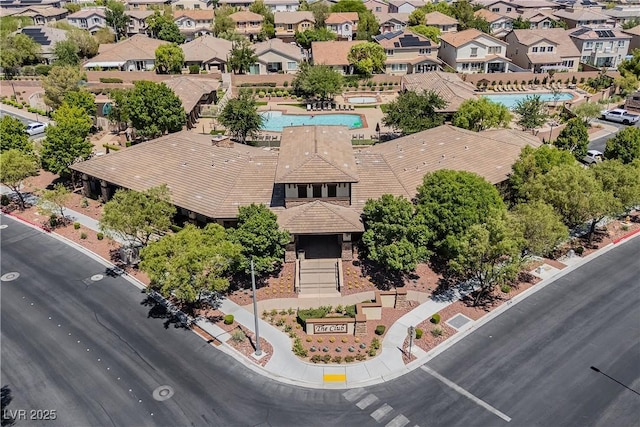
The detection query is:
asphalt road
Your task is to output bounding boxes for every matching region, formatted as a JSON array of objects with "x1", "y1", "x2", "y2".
[
  {"x1": 0, "y1": 108, "x2": 48, "y2": 140},
  {"x1": 588, "y1": 118, "x2": 640, "y2": 154},
  {"x1": 2, "y1": 216, "x2": 639, "y2": 427}
]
